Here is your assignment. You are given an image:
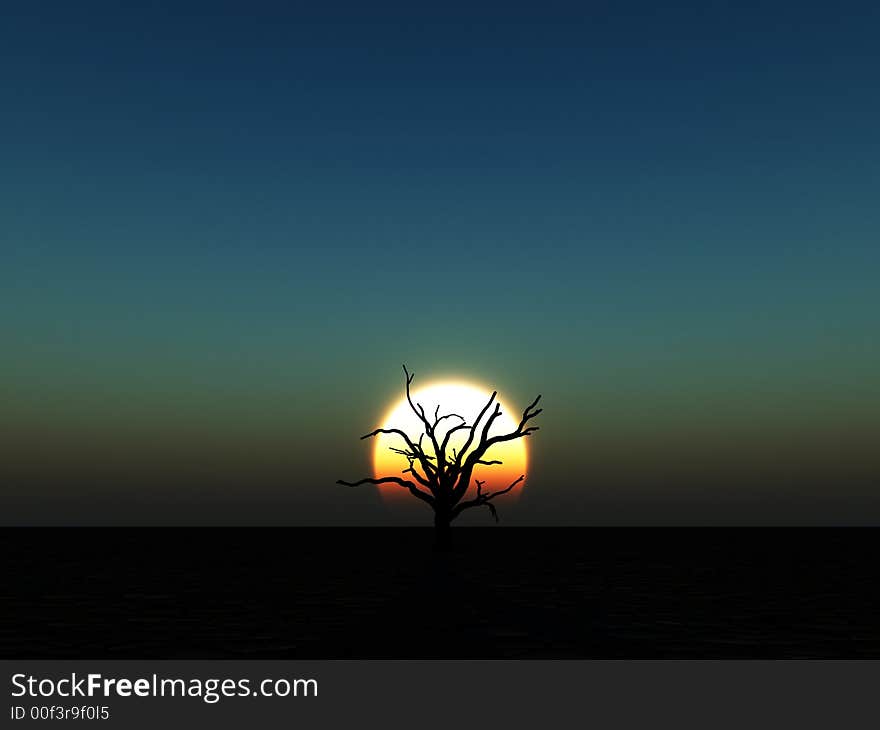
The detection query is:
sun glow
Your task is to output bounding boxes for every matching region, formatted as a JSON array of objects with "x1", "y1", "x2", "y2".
[{"x1": 372, "y1": 380, "x2": 528, "y2": 501}]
